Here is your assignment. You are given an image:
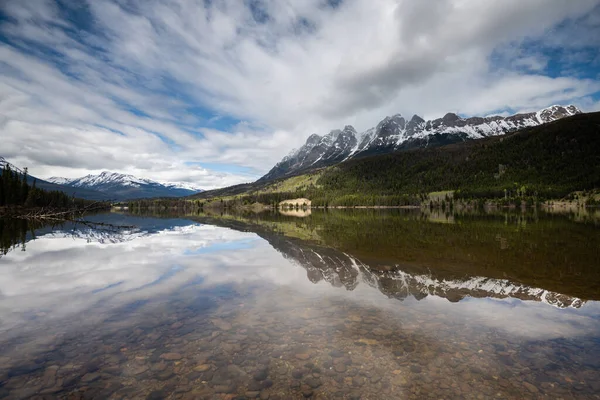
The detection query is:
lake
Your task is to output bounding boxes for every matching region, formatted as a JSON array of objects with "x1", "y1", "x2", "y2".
[{"x1": 0, "y1": 209, "x2": 599, "y2": 399}]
